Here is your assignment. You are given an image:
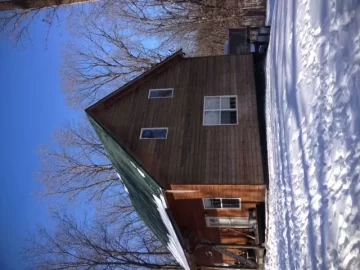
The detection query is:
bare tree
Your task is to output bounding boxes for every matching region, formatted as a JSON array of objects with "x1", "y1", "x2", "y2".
[
  {"x1": 94, "y1": 0, "x2": 266, "y2": 53},
  {"x1": 23, "y1": 211, "x2": 181, "y2": 270},
  {"x1": 0, "y1": 0, "x2": 95, "y2": 44},
  {"x1": 0, "y1": 0, "x2": 95, "y2": 11},
  {"x1": 38, "y1": 120, "x2": 121, "y2": 201},
  {"x1": 0, "y1": 6, "x2": 56, "y2": 43},
  {"x1": 37, "y1": 119, "x2": 143, "y2": 230},
  {"x1": 61, "y1": 0, "x2": 266, "y2": 108},
  {"x1": 62, "y1": 19, "x2": 171, "y2": 108},
  {"x1": 35, "y1": 119, "x2": 179, "y2": 269}
]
